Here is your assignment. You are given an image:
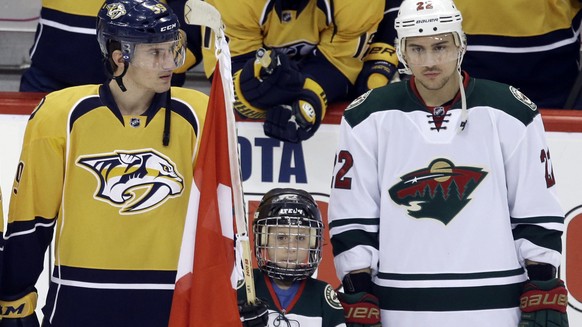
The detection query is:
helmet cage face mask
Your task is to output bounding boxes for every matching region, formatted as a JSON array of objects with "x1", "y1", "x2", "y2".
[
  {"x1": 394, "y1": 0, "x2": 466, "y2": 74},
  {"x1": 97, "y1": 0, "x2": 186, "y2": 69},
  {"x1": 254, "y1": 190, "x2": 323, "y2": 281}
]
